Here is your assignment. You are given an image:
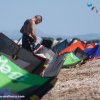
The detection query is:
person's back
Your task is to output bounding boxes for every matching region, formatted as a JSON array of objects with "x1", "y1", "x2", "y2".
[{"x1": 20, "y1": 19, "x2": 32, "y2": 35}]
